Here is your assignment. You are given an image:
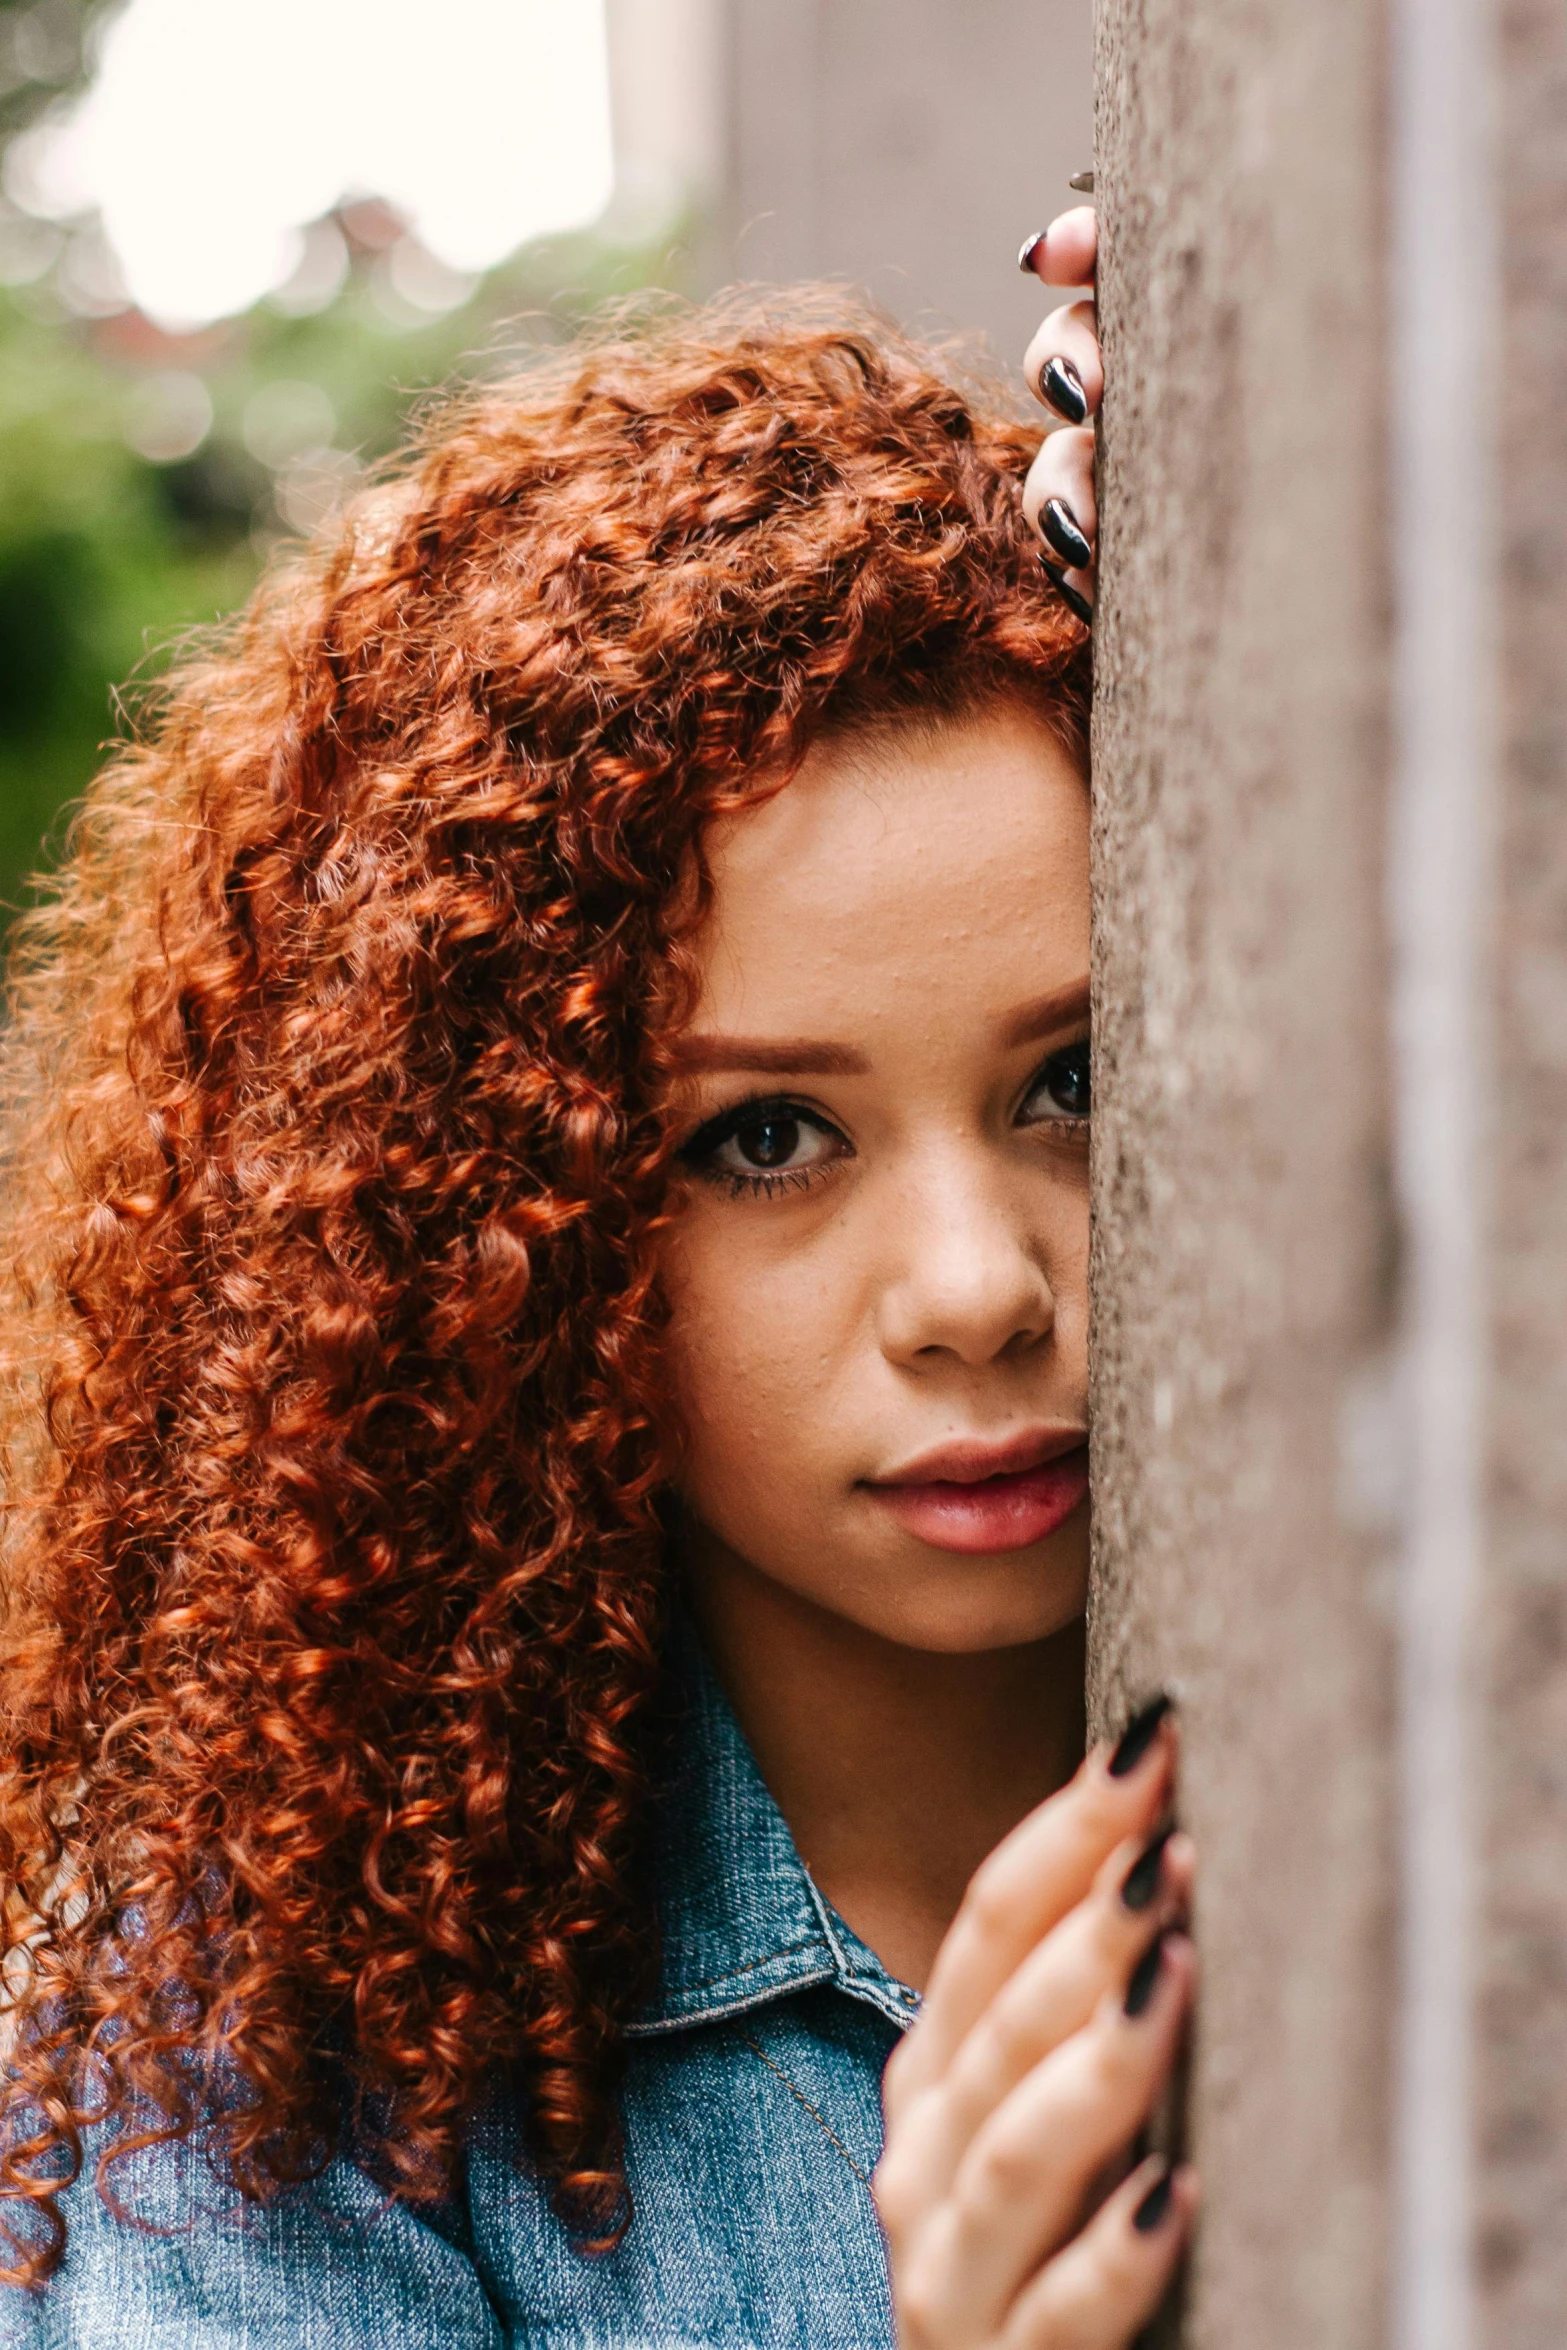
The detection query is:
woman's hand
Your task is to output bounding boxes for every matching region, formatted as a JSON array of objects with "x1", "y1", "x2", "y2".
[
  {"x1": 874, "y1": 1702, "x2": 1197, "y2": 2350},
  {"x1": 1017, "y1": 205, "x2": 1101, "y2": 623}
]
